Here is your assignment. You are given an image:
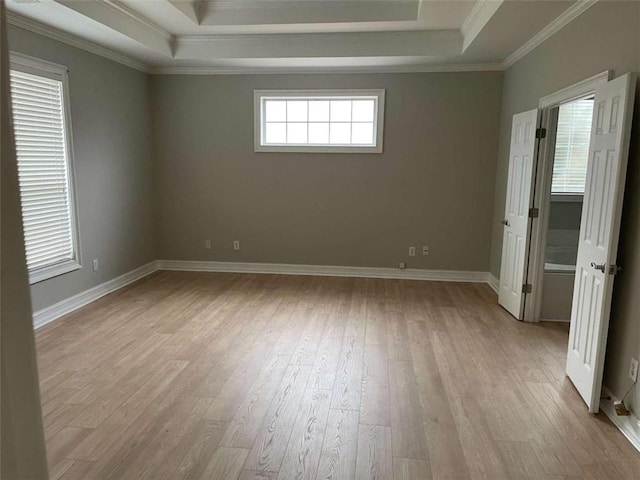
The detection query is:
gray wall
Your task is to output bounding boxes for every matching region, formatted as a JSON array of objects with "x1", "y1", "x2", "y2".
[
  {"x1": 490, "y1": 1, "x2": 640, "y2": 413},
  {"x1": 151, "y1": 72, "x2": 503, "y2": 271},
  {"x1": 8, "y1": 25, "x2": 157, "y2": 312},
  {"x1": 1, "y1": 6, "x2": 48, "y2": 478}
]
